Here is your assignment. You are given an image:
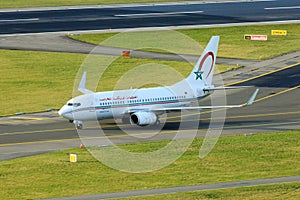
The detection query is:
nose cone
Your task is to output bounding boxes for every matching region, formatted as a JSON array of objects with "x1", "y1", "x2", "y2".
[
  {"x1": 58, "y1": 106, "x2": 64, "y2": 116},
  {"x1": 58, "y1": 105, "x2": 73, "y2": 120}
]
